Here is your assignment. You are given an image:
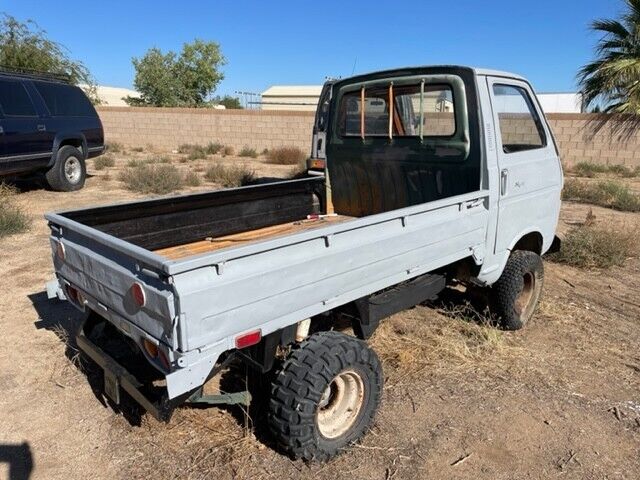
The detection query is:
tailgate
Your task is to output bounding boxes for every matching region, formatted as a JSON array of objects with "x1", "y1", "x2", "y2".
[{"x1": 47, "y1": 218, "x2": 177, "y2": 346}]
